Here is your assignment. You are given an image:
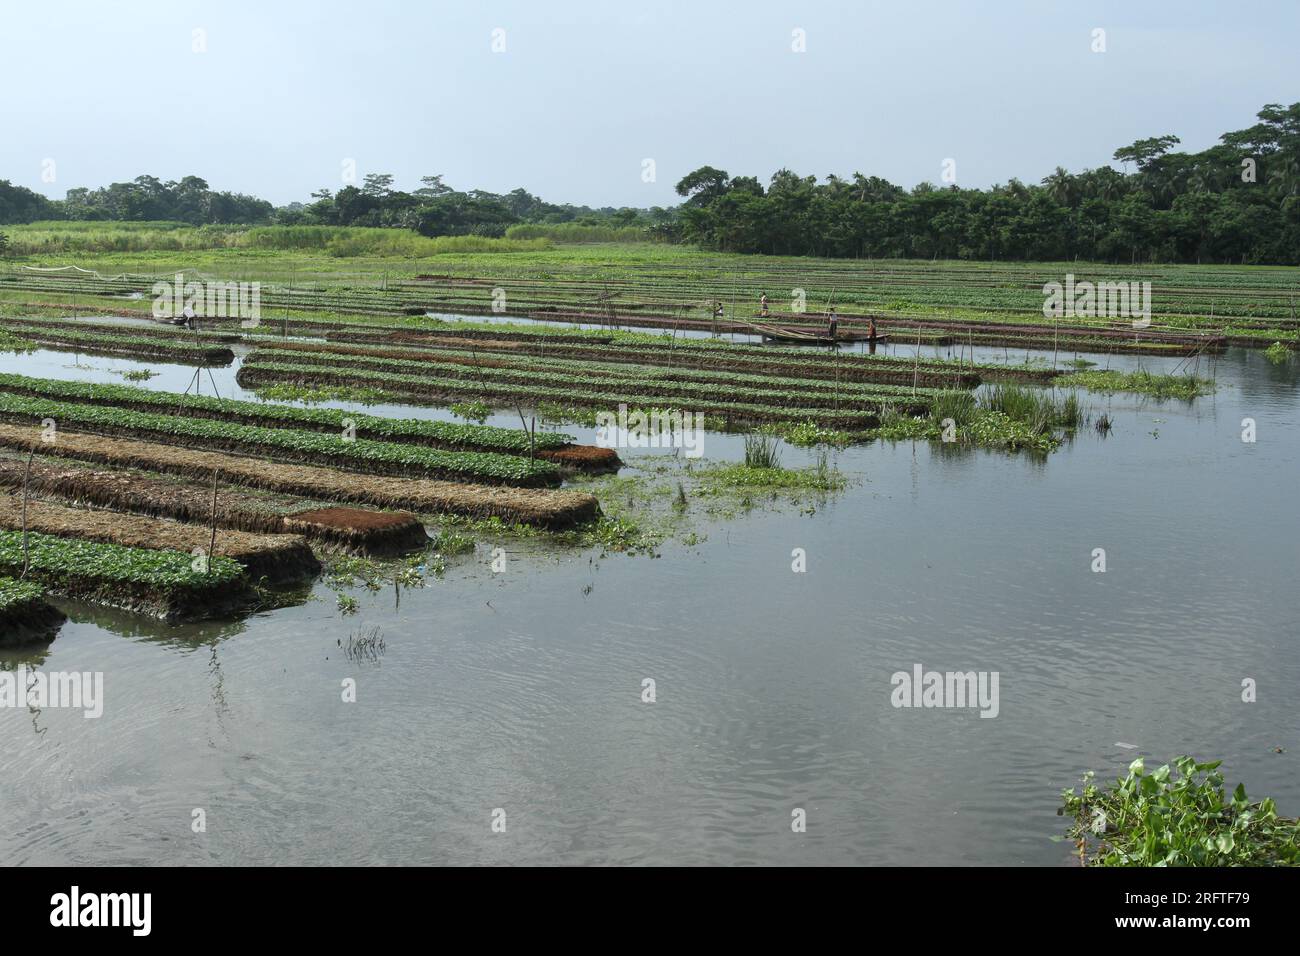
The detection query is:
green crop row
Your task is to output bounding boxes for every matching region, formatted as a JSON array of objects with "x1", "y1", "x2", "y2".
[
  {"x1": 237, "y1": 359, "x2": 890, "y2": 428},
  {"x1": 245, "y1": 347, "x2": 941, "y2": 408},
  {"x1": 259, "y1": 341, "x2": 946, "y2": 401},
  {"x1": 4, "y1": 315, "x2": 239, "y2": 344},
  {"x1": 0, "y1": 530, "x2": 244, "y2": 594},
  {"x1": 0, "y1": 391, "x2": 561, "y2": 486},
  {"x1": 0, "y1": 371, "x2": 573, "y2": 453},
  {"x1": 4, "y1": 322, "x2": 231, "y2": 360}
]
